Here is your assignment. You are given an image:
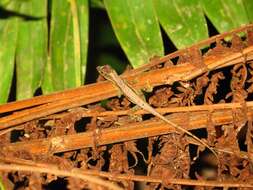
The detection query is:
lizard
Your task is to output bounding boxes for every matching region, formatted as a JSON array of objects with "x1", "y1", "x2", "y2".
[{"x1": 97, "y1": 65, "x2": 218, "y2": 159}]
